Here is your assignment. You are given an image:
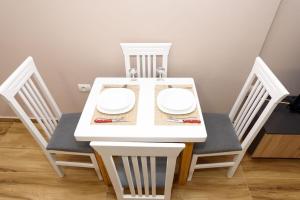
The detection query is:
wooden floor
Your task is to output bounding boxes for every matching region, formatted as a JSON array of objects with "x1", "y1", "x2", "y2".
[{"x1": 0, "y1": 122, "x2": 300, "y2": 200}]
